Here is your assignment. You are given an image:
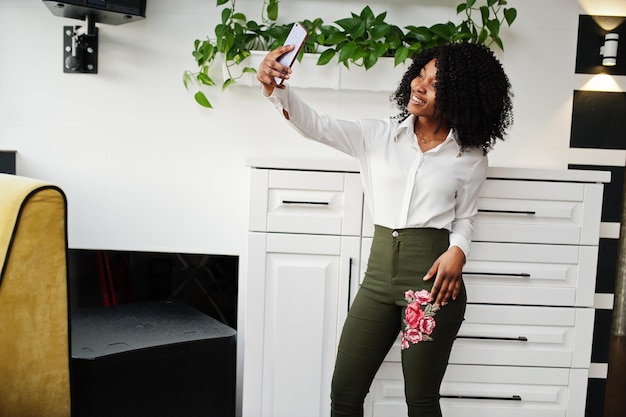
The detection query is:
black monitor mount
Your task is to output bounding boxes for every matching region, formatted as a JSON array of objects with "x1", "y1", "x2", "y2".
[{"x1": 63, "y1": 13, "x2": 98, "y2": 74}]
